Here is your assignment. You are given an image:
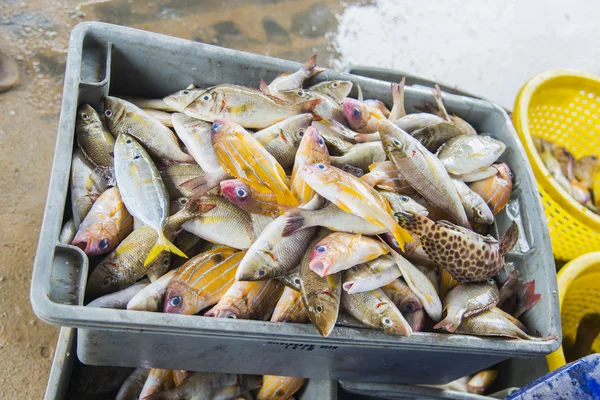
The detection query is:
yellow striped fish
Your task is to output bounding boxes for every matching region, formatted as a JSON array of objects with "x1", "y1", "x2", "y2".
[
  {"x1": 205, "y1": 280, "x2": 284, "y2": 320},
  {"x1": 114, "y1": 133, "x2": 187, "y2": 266},
  {"x1": 270, "y1": 286, "x2": 309, "y2": 323},
  {"x1": 72, "y1": 186, "x2": 132, "y2": 256},
  {"x1": 211, "y1": 119, "x2": 298, "y2": 207},
  {"x1": 290, "y1": 126, "x2": 329, "y2": 205},
  {"x1": 256, "y1": 376, "x2": 306, "y2": 400},
  {"x1": 220, "y1": 179, "x2": 291, "y2": 216},
  {"x1": 298, "y1": 164, "x2": 413, "y2": 251},
  {"x1": 163, "y1": 247, "x2": 244, "y2": 314}
]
